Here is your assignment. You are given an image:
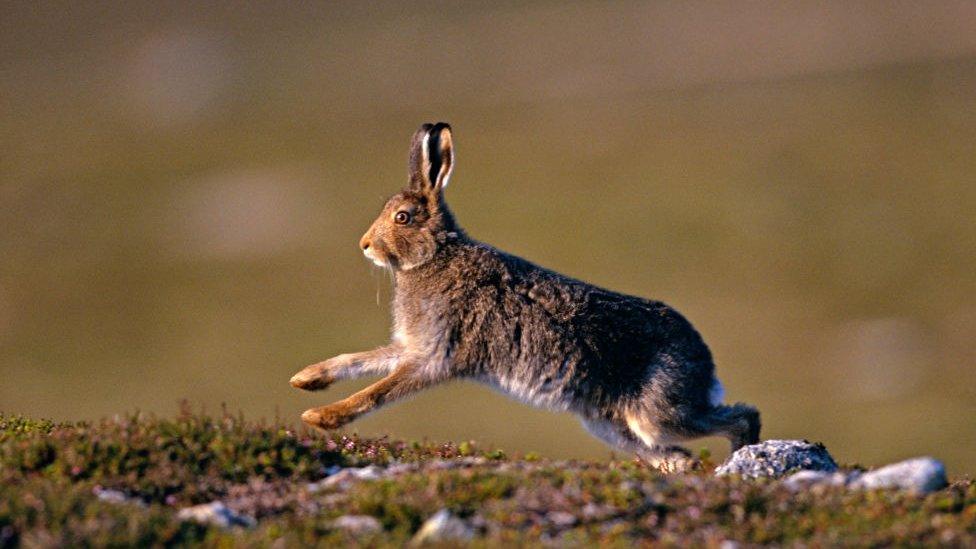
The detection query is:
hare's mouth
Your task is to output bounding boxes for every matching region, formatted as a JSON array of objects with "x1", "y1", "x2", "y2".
[{"x1": 363, "y1": 246, "x2": 395, "y2": 269}]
